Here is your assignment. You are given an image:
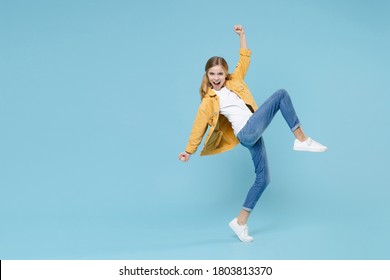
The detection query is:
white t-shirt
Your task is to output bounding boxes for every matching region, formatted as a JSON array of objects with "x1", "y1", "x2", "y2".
[{"x1": 214, "y1": 87, "x2": 253, "y2": 136}]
